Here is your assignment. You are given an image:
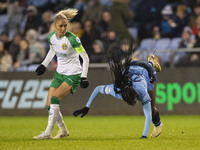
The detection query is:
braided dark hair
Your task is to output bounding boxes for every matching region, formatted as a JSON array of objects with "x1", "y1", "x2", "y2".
[{"x1": 107, "y1": 40, "x2": 137, "y2": 106}]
